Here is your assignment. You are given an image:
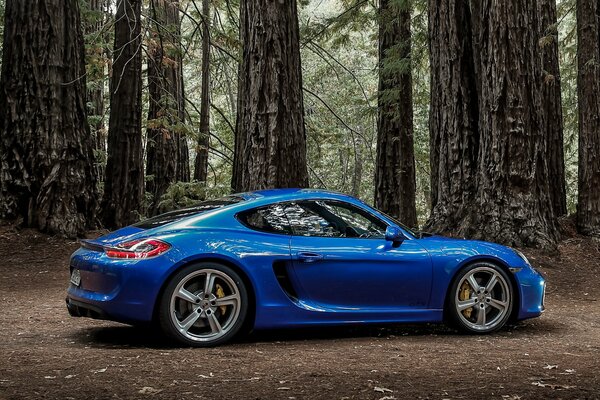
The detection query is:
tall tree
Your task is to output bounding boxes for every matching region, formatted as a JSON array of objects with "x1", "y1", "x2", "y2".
[
  {"x1": 0, "y1": 0, "x2": 98, "y2": 236},
  {"x1": 425, "y1": 0, "x2": 479, "y2": 233},
  {"x1": 576, "y1": 0, "x2": 600, "y2": 236},
  {"x1": 539, "y1": 0, "x2": 567, "y2": 217},
  {"x1": 374, "y1": 0, "x2": 417, "y2": 228},
  {"x1": 83, "y1": 0, "x2": 108, "y2": 182},
  {"x1": 146, "y1": 0, "x2": 188, "y2": 214},
  {"x1": 101, "y1": 0, "x2": 144, "y2": 228},
  {"x1": 193, "y1": 0, "x2": 211, "y2": 183},
  {"x1": 232, "y1": 0, "x2": 309, "y2": 192},
  {"x1": 462, "y1": 0, "x2": 558, "y2": 248}
]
